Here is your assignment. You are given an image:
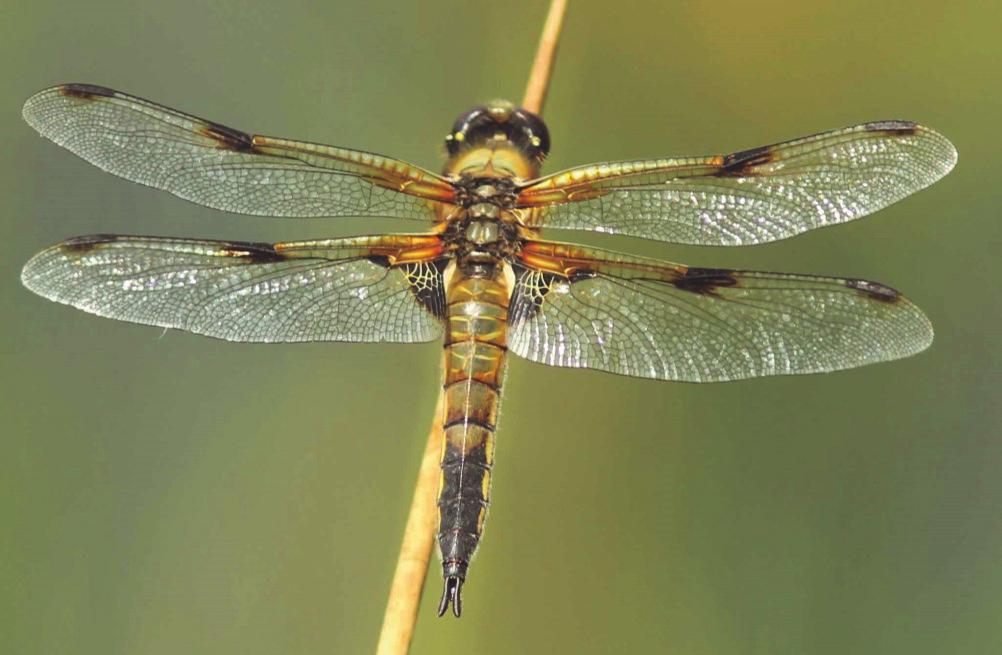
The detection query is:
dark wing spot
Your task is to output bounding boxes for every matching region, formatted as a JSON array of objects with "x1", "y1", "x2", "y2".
[
  {"x1": 404, "y1": 259, "x2": 449, "y2": 319},
  {"x1": 59, "y1": 234, "x2": 118, "y2": 254},
  {"x1": 844, "y1": 278, "x2": 902, "y2": 304},
  {"x1": 58, "y1": 83, "x2": 116, "y2": 100},
  {"x1": 222, "y1": 241, "x2": 287, "y2": 263},
  {"x1": 198, "y1": 122, "x2": 257, "y2": 152},
  {"x1": 365, "y1": 254, "x2": 392, "y2": 268},
  {"x1": 716, "y1": 145, "x2": 775, "y2": 177},
  {"x1": 508, "y1": 264, "x2": 565, "y2": 322},
  {"x1": 672, "y1": 267, "x2": 740, "y2": 295},
  {"x1": 863, "y1": 120, "x2": 918, "y2": 136},
  {"x1": 509, "y1": 265, "x2": 598, "y2": 323}
]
